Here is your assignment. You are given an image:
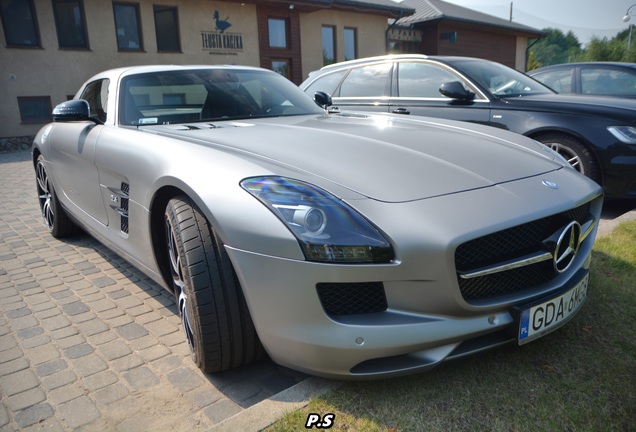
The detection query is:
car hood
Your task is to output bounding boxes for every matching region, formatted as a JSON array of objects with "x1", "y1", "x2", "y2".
[
  {"x1": 501, "y1": 93, "x2": 636, "y2": 122},
  {"x1": 142, "y1": 114, "x2": 562, "y2": 202}
]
